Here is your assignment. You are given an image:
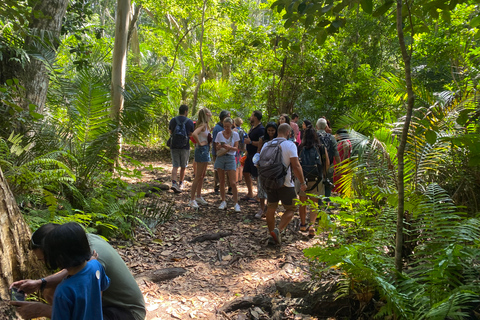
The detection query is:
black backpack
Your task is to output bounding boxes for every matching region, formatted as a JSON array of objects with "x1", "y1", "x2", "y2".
[
  {"x1": 318, "y1": 131, "x2": 334, "y2": 163},
  {"x1": 170, "y1": 117, "x2": 189, "y2": 149},
  {"x1": 257, "y1": 138, "x2": 287, "y2": 193},
  {"x1": 299, "y1": 146, "x2": 324, "y2": 191}
]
